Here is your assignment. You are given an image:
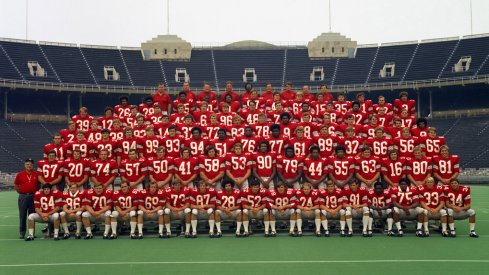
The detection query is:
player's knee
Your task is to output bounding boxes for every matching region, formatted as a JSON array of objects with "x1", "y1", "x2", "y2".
[
  {"x1": 82, "y1": 212, "x2": 91, "y2": 218},
  {"x1": 295, "y1": 209, "x2": 301, "y2": 214},
  {"x1": 52, "y1": 213, "x2": 59, "y2": 219},
  {"x1": 262, "y1": 208, "x2": 269, "y2": 214},
  {"x1": 271, "y1": 209, "x2": 277, "y2": 216},
  {"x1": 184, "y1": 208, "x2": 191, "y2": 214},
  {"x1": 207, "y1": 208, "x2": 214, "y2": 214},
  {"x1": 289, "y1": 209, "x2": 295, "y2": 215},
  {"x1": 104, "y1": 210, "x2": 111, "y2": 217},
  {"x1": 111, "y1": 211, "x2": 119, "y2": 218},
  {"x1": 164, "y1": 208, "x2": 171, "y2": 215},
  {"x1": 236, "y1": 209, "x2": 242, "y2": 214},
  {"x1": 75, "y1": 211, "x2": 82, "y2": 217},
  {"x1": 191, "y1": 209, "x2": 198, "y2": 215},
  {"x1": 339, "y1": 209, "x2": 346, "y2": 216},
  {"x1": 386, "y1": 209, "x2": 392, "y2": 215},
  {"x1": 440, "y1": 209, "x2": 447, "y2": 216},
  {"x1": 447, "y1": 209, "x2": 454, "y2": 216},
  {"x1": 242, "y1": 209, "x2": 248, "y2": 215},
  {"x1": 362, "y1": 207, "x2": 369, "y2": 214},
  {"x1": 321, "y1": 209, "x2": 327, "y2": 216},
  {"x1": 345, "y1": 210, "x2": 351, "y2": 216},
  {"x1": 468, "y1": 209, "x2": 476, "y2": 216},
  {"x1": 137, "y1": 210, "x2": 144, "y2": 216},
  {"x1": 157, "y1": 209, "x2": 164, "y2": 216},
  {"x1": 60, "y1": 211, "x2": 66, "y2": 217},
  {"x1": 28, "y1": 213, "x2": 36, "y2": 221},
  {"x1": 129, "y1": 211, "x2": 137, "y2": 217},
  {"x1": 393, "y1": 207, "x2": 400, "y2": 214},
  {"x1": 314, "y1": 209, "x2": 321, "y2": 215}
]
